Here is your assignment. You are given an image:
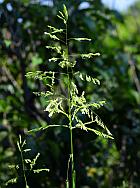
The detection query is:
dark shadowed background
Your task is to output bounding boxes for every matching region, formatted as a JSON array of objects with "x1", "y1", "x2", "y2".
[{"x1": 0, "y1": 0, "x2": 140, "y2": 187}]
